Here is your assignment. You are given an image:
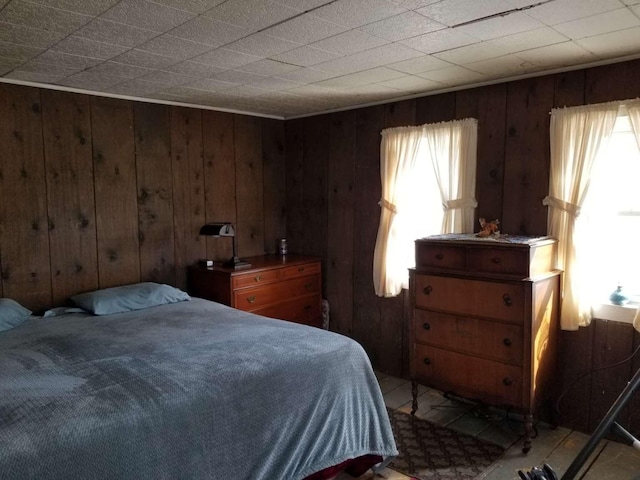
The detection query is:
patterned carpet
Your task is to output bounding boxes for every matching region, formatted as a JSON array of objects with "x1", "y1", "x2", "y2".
[{"x1": 387, "y1": 409, "x2": 505, "y2": 480}]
